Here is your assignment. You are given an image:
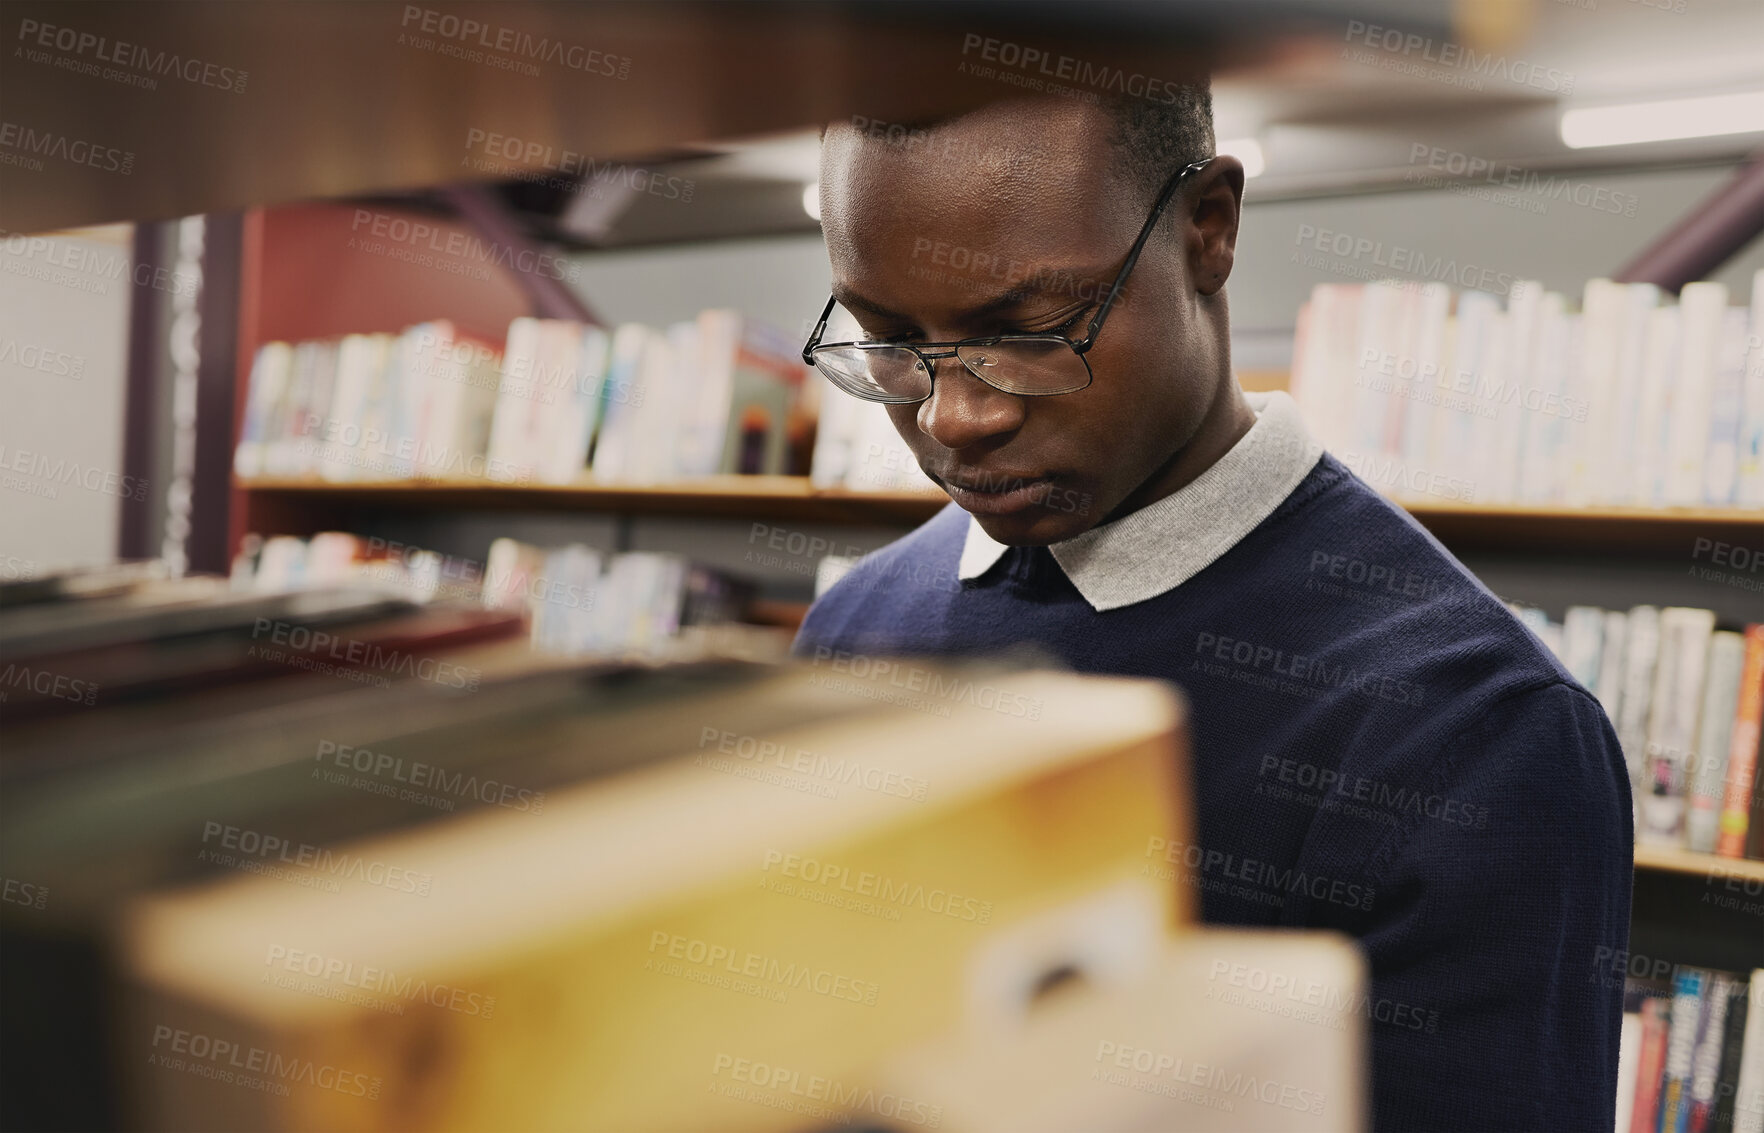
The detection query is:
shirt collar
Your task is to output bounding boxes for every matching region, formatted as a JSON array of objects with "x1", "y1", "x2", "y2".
[{"x1": 956, "y1": 390, "x2": 1323, "y2": 612}]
